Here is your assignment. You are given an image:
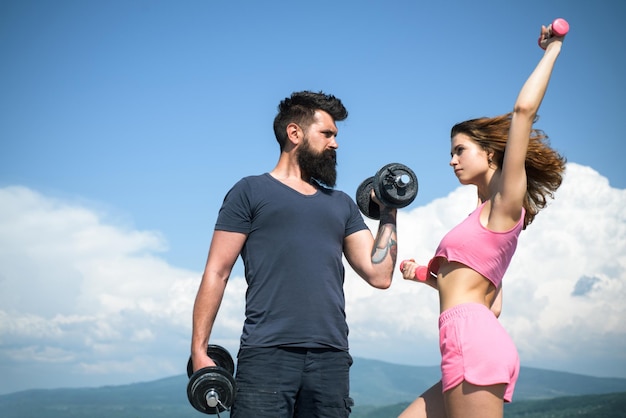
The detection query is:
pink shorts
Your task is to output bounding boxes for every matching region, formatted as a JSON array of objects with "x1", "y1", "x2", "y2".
[{"x1": 439, "y1": 303, "x2": 520, "y2": 402}]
